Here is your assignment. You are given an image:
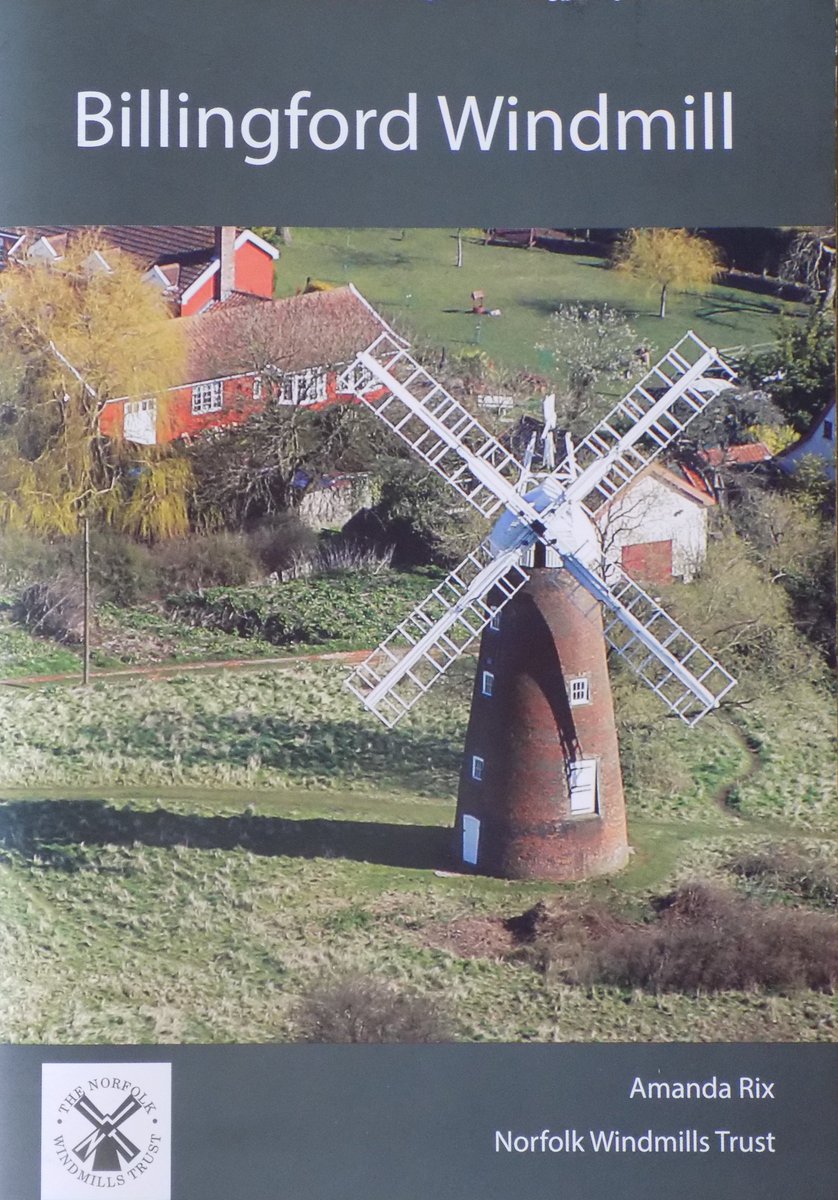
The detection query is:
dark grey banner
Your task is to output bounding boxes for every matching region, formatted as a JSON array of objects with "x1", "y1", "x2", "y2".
[
  {"x1": 2, "y1": 1044, "x2": 837, "y2": 1199},
  {"x1": 0, "y1": 0, "x2": 833, "y2": 226}
]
